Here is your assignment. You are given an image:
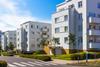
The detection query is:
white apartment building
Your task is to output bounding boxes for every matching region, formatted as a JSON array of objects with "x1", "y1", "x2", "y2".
[
  {"x1": 0, "y1": 31, "x2": 3, "y2": 44},
  {"x1": 1, "y1": 31, "x2": 16, "y2": 50},
  {"x1": 52, "y1": 0, "x2": 100, "y2": 54},
  {"x1": 16, "y1": 21, "x2": 51, "y2": 52}
]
